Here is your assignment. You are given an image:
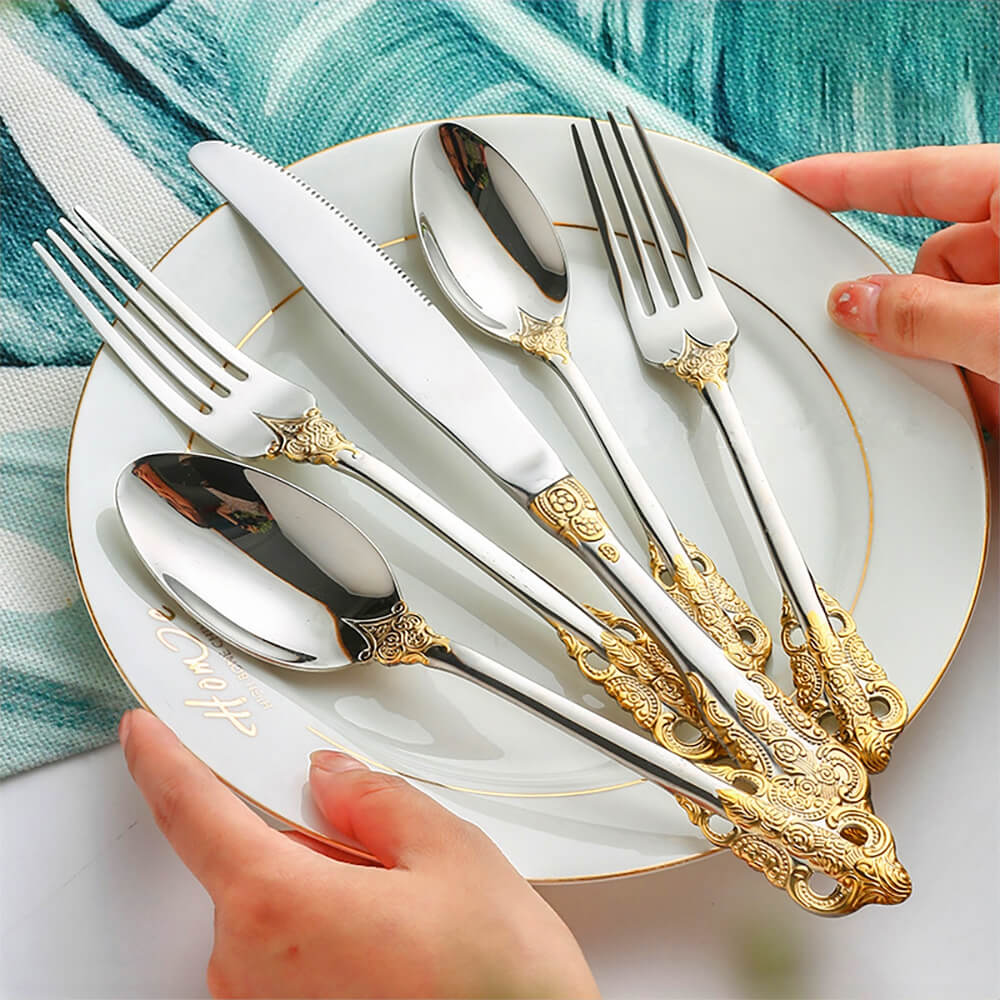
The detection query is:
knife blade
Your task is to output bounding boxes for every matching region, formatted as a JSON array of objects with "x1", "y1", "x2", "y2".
[
  {"x1": 188, "y1": 140, "x2": 567, "y2": 503},
  {"x1": 187, "y1": 139, "x2": 843, "y2": 779}
]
